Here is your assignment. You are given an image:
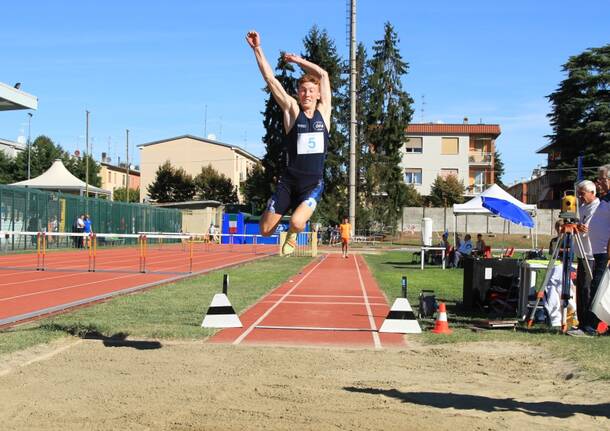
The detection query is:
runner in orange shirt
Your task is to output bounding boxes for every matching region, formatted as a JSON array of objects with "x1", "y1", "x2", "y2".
[{"x1": 339, "y1": 217, "x2": 351, "y2": 258}]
